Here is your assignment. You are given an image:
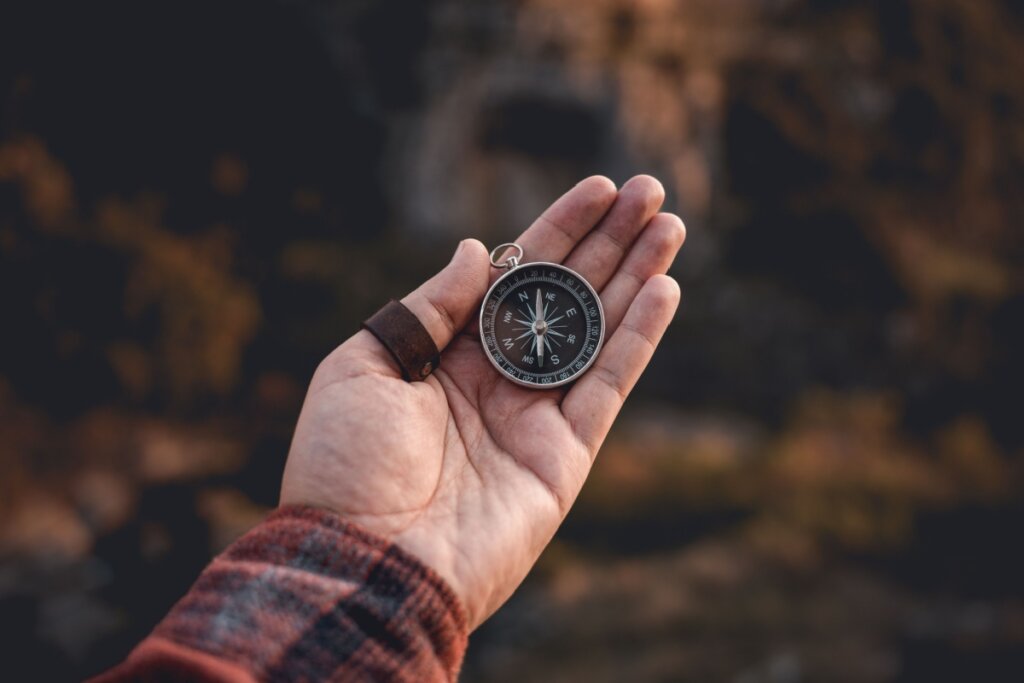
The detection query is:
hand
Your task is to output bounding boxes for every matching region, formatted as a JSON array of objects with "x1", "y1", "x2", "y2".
[{"x1": 280, "y1": 176, "x2": 685, "y2": 629}]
